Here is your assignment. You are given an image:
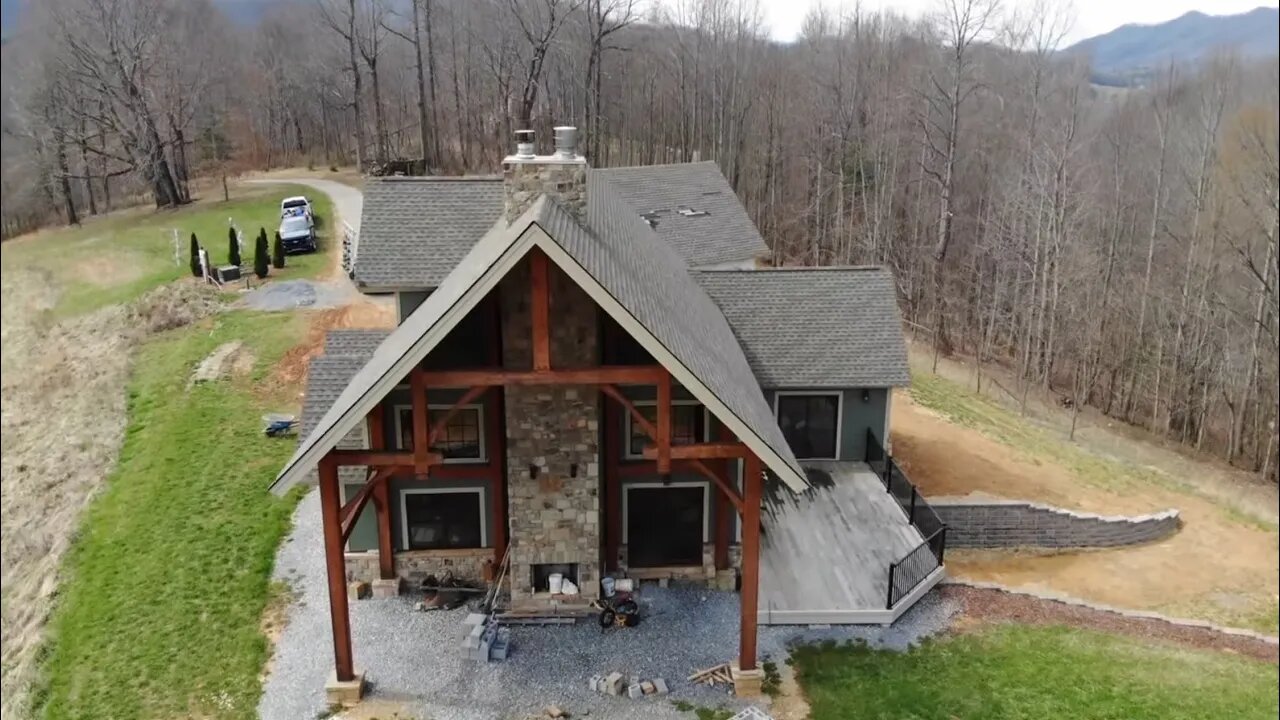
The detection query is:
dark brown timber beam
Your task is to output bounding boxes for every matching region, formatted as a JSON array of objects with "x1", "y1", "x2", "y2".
[
  {"x1": 340, "y1": 467, "x2": 397, "y2": 543},
  {"x1": 656, "y1": 371, "x2": 672, "y2": 474},
  {"x1": 328, "y1": 449, "x2": 438, "y2": 466},
  {"x1": 418, "y1": 366, "x2": 665, "y2": 387},
  {"x1": 739, "y1": 452, "x2": 763, "y2": 672},
  {"x1": 319, "y1": 456, "x2": 355, "y2": 681},
  {"x1": 600, "y1": 384, "x2": 658, "y2": 438},
  {"x1": 641, "y1": 442, "x2": 749, "y2": 460},
  {"x1": 530, "y1": 249, "x2": 551, "y2": 371},
  {"x1": 410, "y1": 367, "x2": 431, "y2": 474}
]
